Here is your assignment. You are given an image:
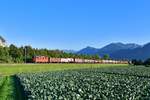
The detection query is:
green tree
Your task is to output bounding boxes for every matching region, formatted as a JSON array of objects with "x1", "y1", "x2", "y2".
[
  {"x1": 0, "y1": 46, "x2": 12, "y2": 63},
  {"x1": 144, "y1": 58, "x2": 150, "y2": 67},
  {"x1": 92, "y1": 54, "x2": 100, "y2": 60},
  {"x1": 9, "y1": 44, "x2": 23, "y2": 63},
  {"x1": 132, "y1": 59, "x2": 143, "y2": 66},
  {"x1": 103, "y1": 54, "x2": 110, "y2": 60}
]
